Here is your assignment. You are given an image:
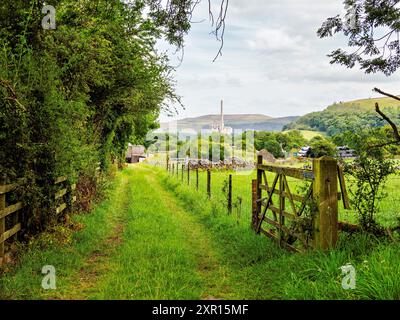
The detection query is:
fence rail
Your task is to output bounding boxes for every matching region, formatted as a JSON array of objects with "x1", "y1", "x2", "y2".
[
  {"x1": 0, "y1": 181, "x2": 23, "y2": 266},
  {"x1": 0, "y1": 175, "x2": 77, "y2": 266}
]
